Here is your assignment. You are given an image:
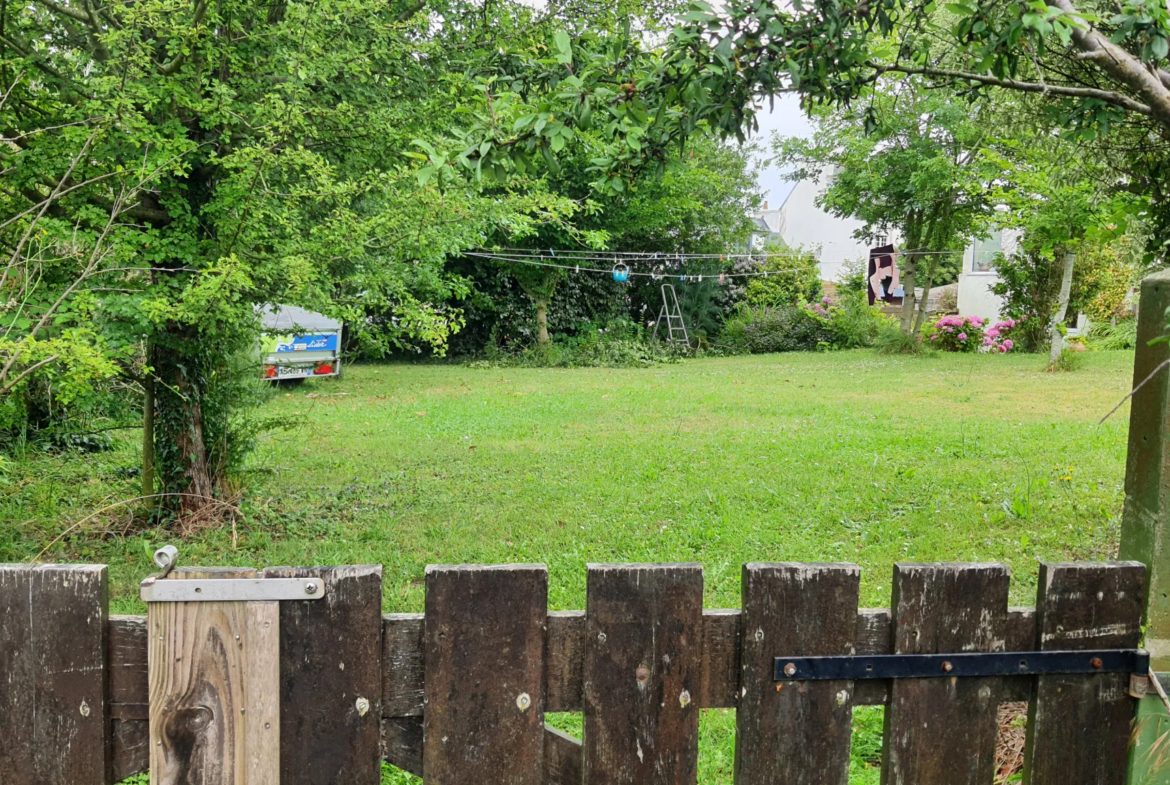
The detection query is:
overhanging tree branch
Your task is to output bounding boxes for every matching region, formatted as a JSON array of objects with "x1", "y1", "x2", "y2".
[{"x1": 870, "y1": 63, "x2": 1153, "y2": 116}]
